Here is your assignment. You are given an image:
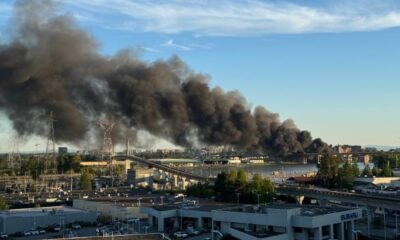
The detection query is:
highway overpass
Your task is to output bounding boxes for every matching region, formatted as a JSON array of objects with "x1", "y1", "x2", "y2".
[
  {"x1": 114, "y1": 154, "x2": 214, "y2": 182},
  {"x1": 277, "y1": 186, "x2": 400, "y2": 211}
]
